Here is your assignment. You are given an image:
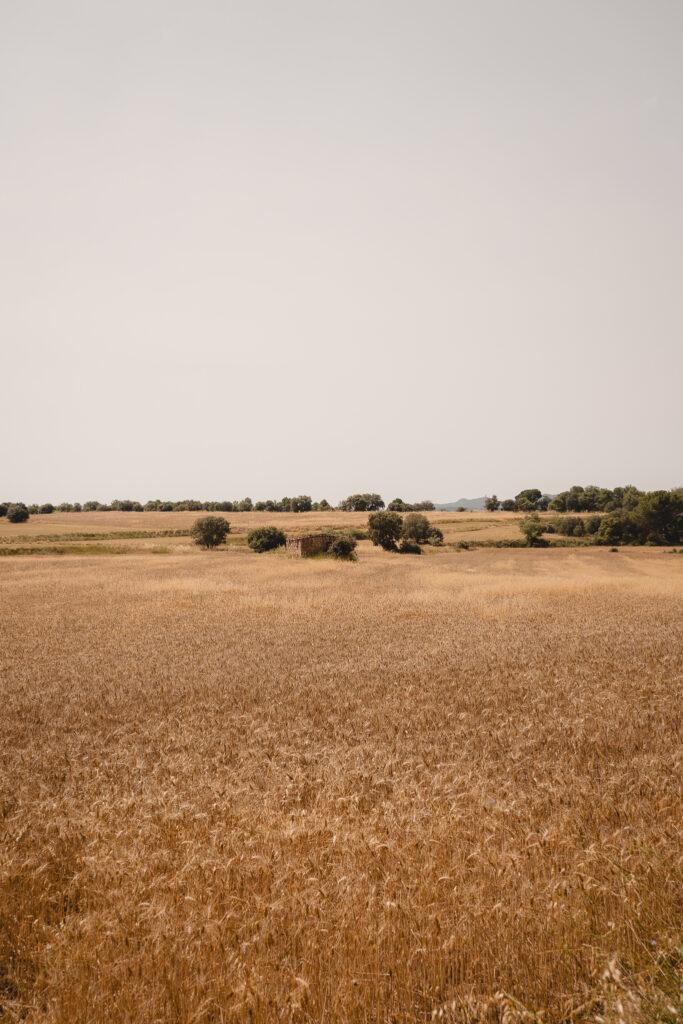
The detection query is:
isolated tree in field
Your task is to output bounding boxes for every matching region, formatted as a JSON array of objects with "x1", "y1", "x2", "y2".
[
  {"x1": 485, "y1": 495, "x2": 500, "y2": 511},
  {"x1": 39, "y1": 503, "x2": 54, "y2": 514},
  {"x1": 7, "y1": 503, "x2": 29, "y2": 523},
  {"x1": 191, "y1": 516, "x2": 231, "y2": 549},
  {"x1": 519, "y1": 513, "x2": 545, "y2": 546},
  {"x1": 367, "y1": 510, "x2": 403, "y2": 550},
  {"x1": 328, "y1": 534, "x2": 357, "y2": 560},
  {"x1": 247, "y1": 526, "x2": 286, "y2": 552},
  {"x1": 401, "y1": 512, "x2": 431, "y2": 544}
]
